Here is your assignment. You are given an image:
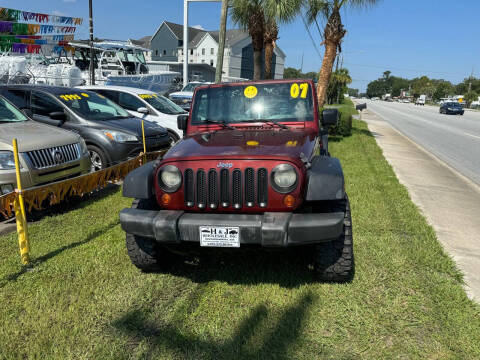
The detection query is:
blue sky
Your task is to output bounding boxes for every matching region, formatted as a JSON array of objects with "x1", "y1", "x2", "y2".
[{"x1": 6, "y1": 0, "x2": 480, "y2": 91}]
